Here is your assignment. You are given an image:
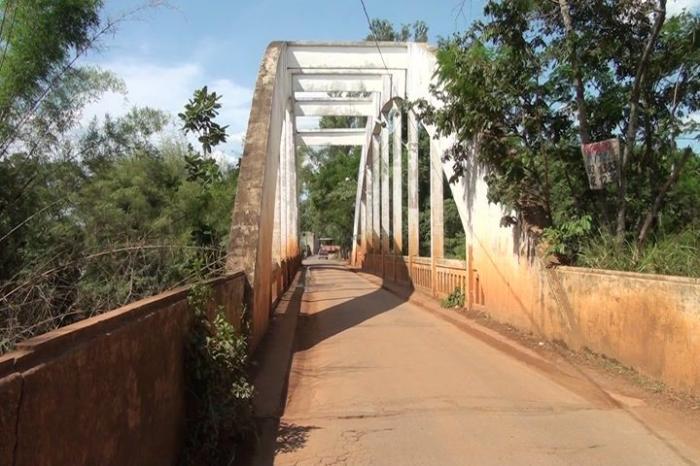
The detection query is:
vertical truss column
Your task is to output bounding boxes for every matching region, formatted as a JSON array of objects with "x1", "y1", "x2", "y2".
[
  {"x1": 360, "y1": 191, "x2": 367, "y2": 259},
  {"x1": 285, "y1": 103, "x2": 298, "y2": 258},
  {"x1": 279, "y1": 111, "x2": 289, "y2": 260},
  {"x1": 366, "y1": 152, "x2": 374, "y2": 253},
  {"x1": 381, "y1": 123, "x2": 390, "y2": 260},
  {"x1": 430, "y1": 137, "x2": 444, "y2": 295},
  {"x1": 372, "y1": 134, "x2": 381, "y2": 258},
  {"x1": 272, "y1": 149, "x2": 282, "y2": 261},
  {"x1": 407, "y1": 110, "x2": 419, "y2": 258},
  {"x1": 392, "y1": 105, "x2": 403, "y2": 255}
]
